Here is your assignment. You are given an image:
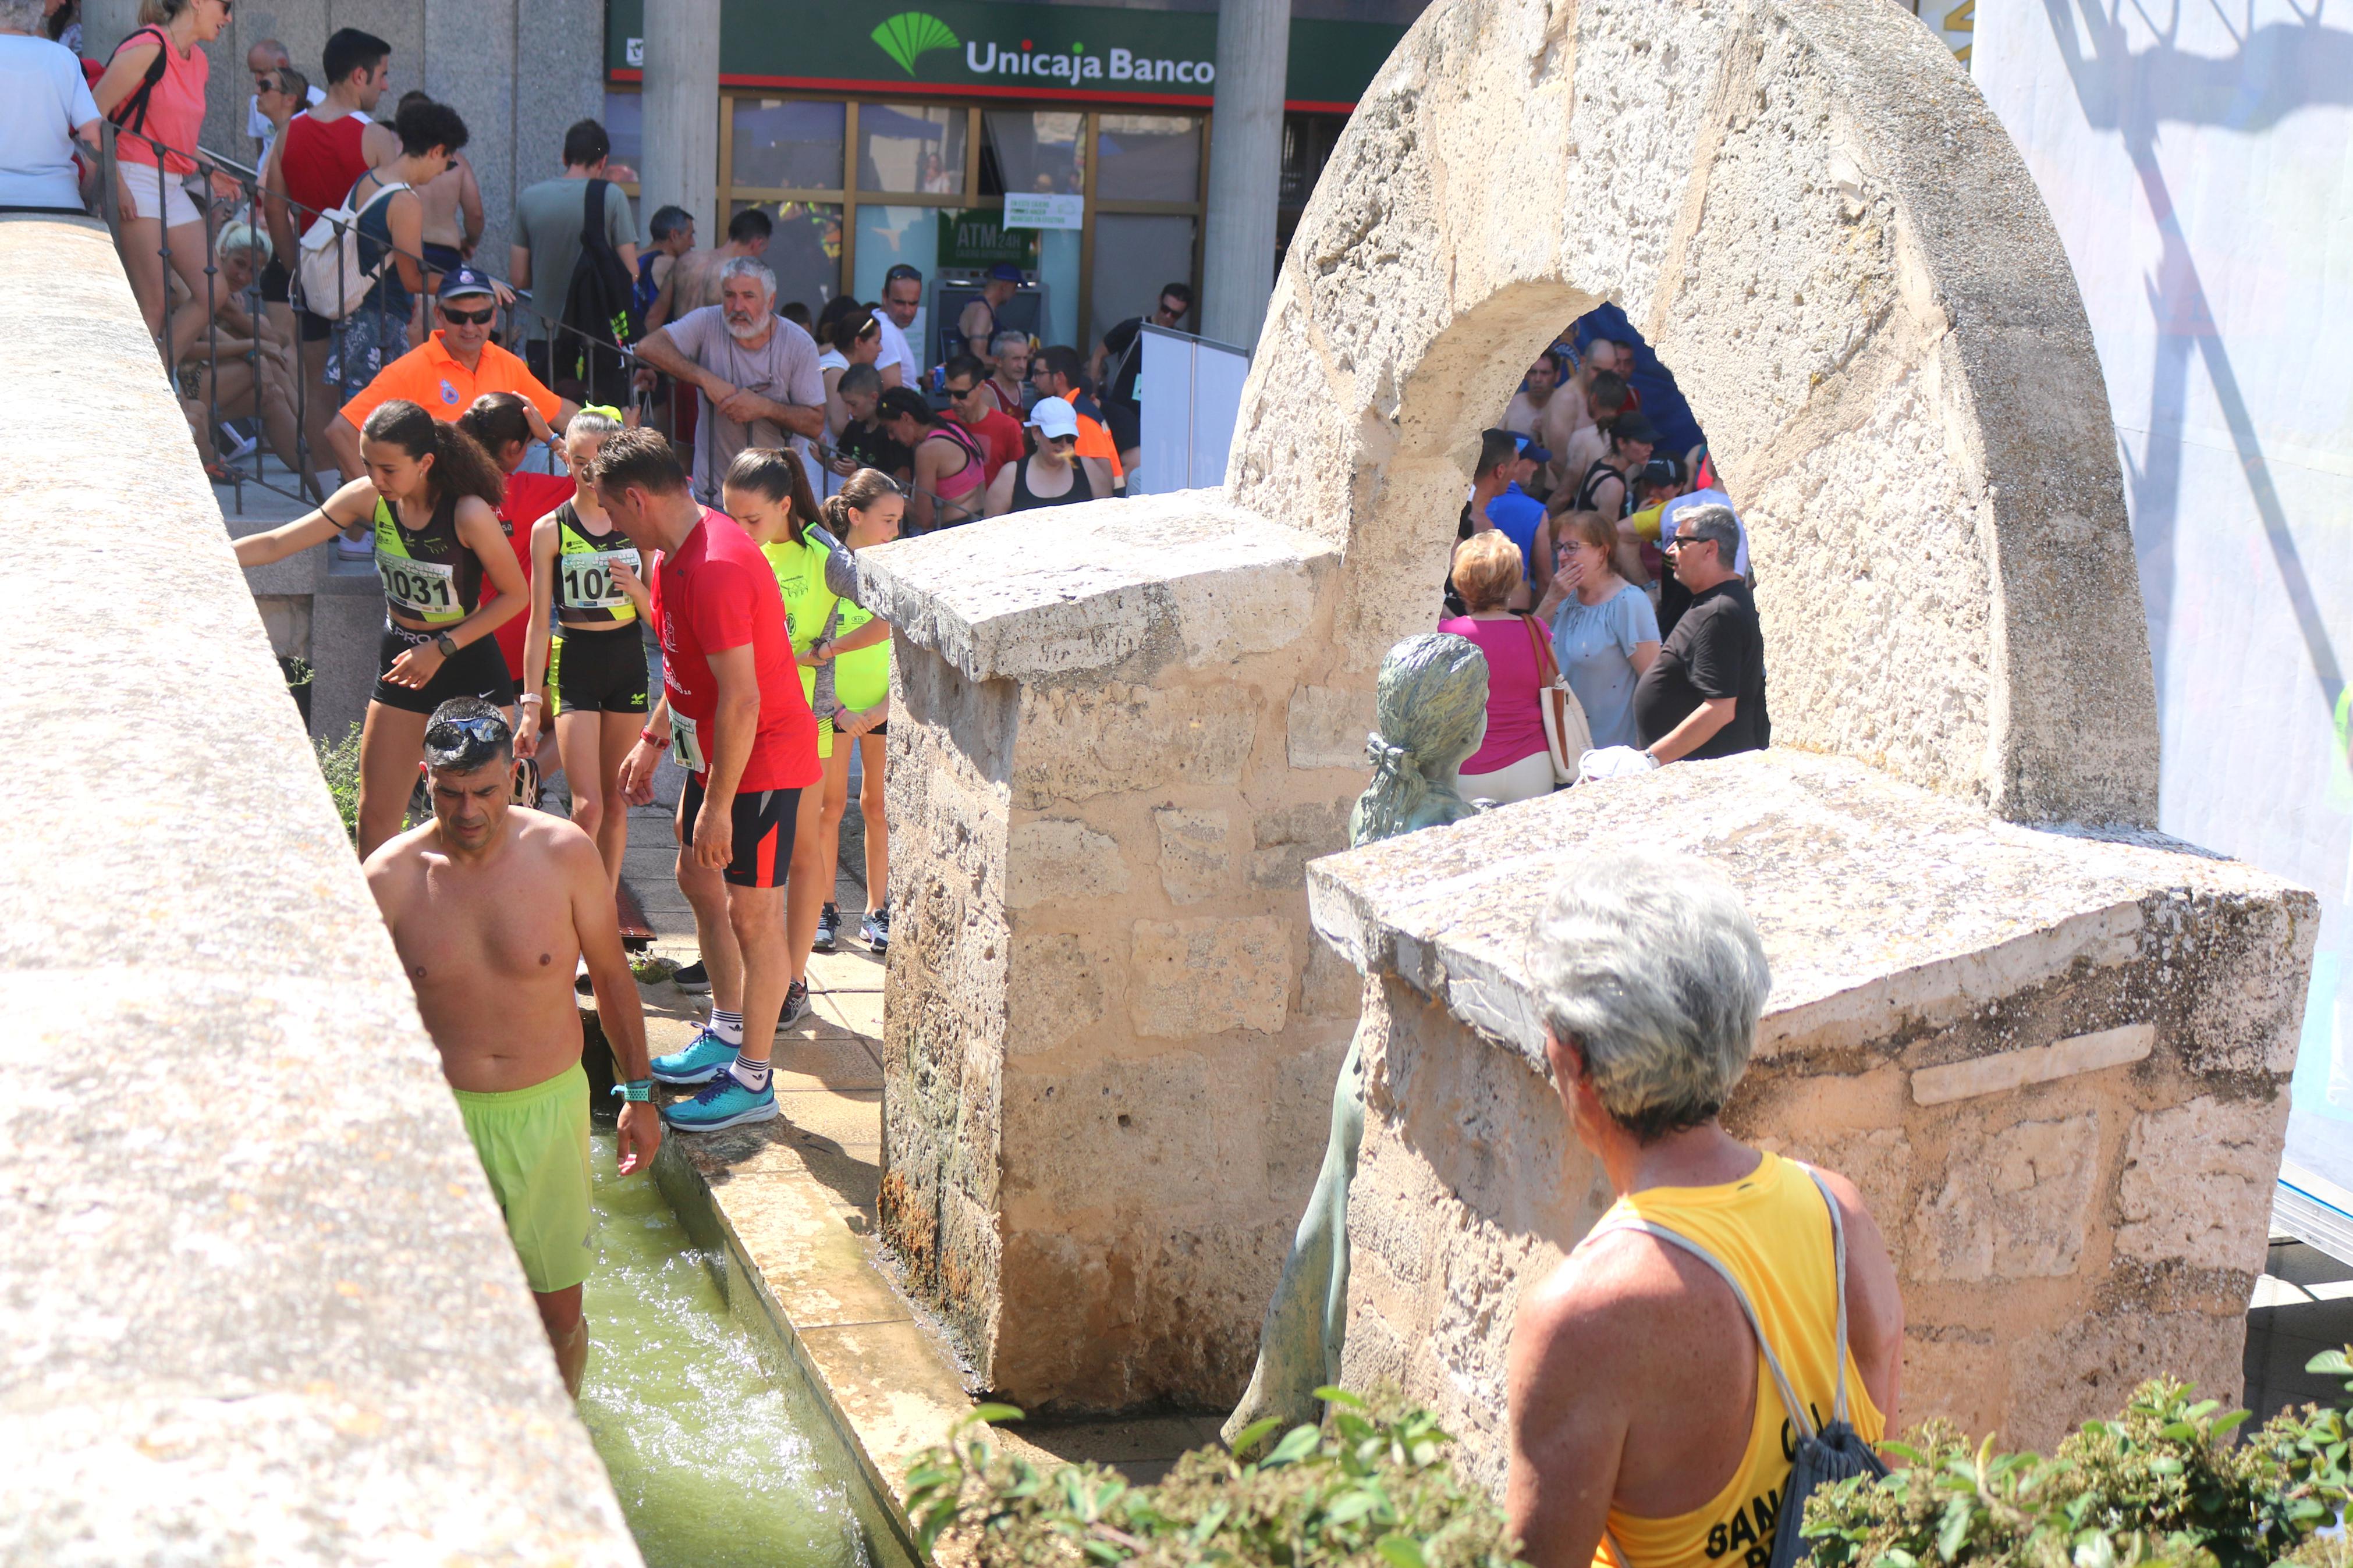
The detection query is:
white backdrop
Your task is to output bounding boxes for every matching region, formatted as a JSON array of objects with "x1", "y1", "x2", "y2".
[
  {"x1": 1976, "y1": 2, "x2": 2353, "y2": 1198},
  {"x1": 1133, "y1": 325, "x2": 1252, "y2": 496}
]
